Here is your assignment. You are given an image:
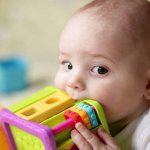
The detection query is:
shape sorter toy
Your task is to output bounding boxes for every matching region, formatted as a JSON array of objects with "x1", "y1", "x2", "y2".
[{"x1": 0, "y1": 86, "x2": 109, "y2": 150}]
